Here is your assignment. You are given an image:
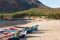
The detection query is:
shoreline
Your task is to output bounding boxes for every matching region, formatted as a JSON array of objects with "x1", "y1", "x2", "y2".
[
  {"x1": 0, "y1": 19, "x2": 60, "y2": 40},
  {"x1": 0, "y1": 20, "x2": 34, "y2": 30},
  {"x1": 0, "y1": 19, "x2": 60, "y2": 28}
]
